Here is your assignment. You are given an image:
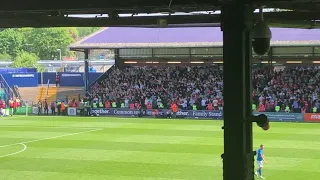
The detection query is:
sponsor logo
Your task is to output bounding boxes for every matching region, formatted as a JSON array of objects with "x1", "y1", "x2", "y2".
[
  {"x1": 61, "y1": 74, "x2": 82, "y2": 77},
  {"x1": 91, "y1": 109, "x2": 110, "y2": 114},
  {"x1": 311, "y1": 115, "x2": 320, "y2": 119},
  {"x1": 192, "y1": 111, "x2": 207, "y2": 117},
  {"x1": 145, "y1": 110, "x2": 154, "y2": 116},
  {"x1": 88, "y1": 108, "x2": 224, "y2": 119},
  {"x1": 32, "y1": 107, "x2": 38, "y2": 114},
  {"x1": 12, "y1": 74, "x2": 35, "y2": 78},
  {"x1": 304, "y1": 113, "x2": 320, "y2": 122},
  {"x1": 176, "y1": 111, "x2": 189, "y2": 116},
  {"x1": 68, "y1": 108, "x2": 76, "y2": 116},
  {"x1": 192, "y1": 111, "x2": 223, "y2": 118},
  {"x1": 254, "y1": 112, "x2": 303, "y2": 122},
  {"x1": 113, "y1": 109, "x2": 139, "y2": 115},
  {"x1": 208, "y1": 111, "x2": 223, "y2": 117}
]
